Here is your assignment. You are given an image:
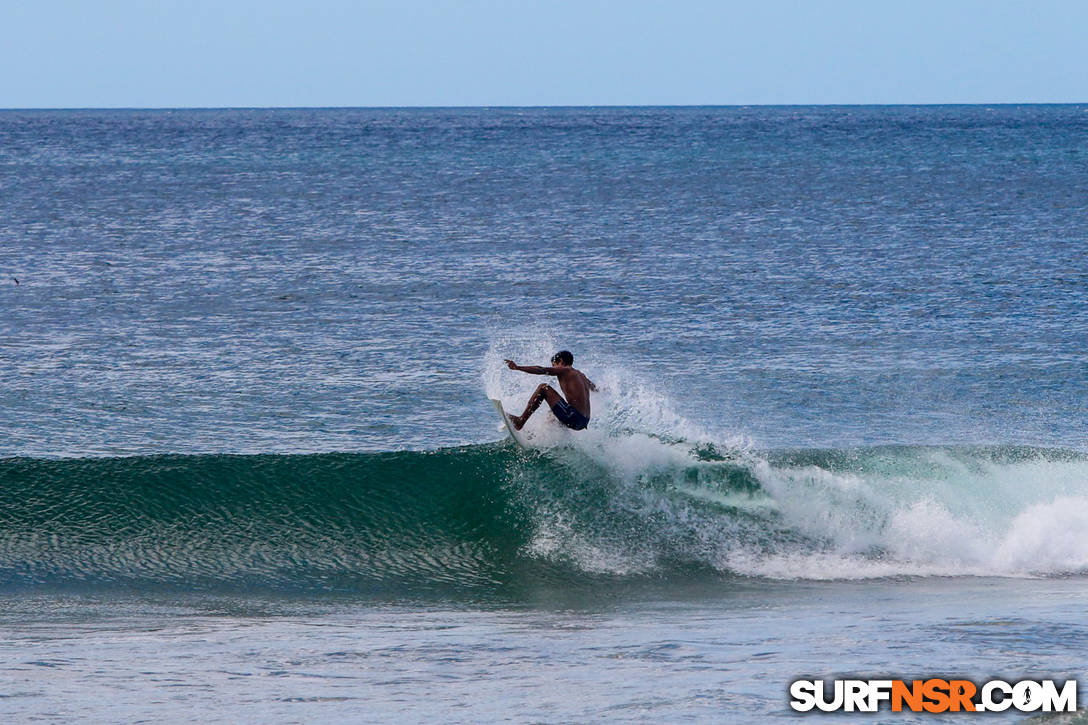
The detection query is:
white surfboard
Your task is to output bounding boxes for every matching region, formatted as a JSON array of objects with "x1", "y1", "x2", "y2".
[{"x1": 491, "y1": 398, "x2": 530, "y2": 449}]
